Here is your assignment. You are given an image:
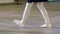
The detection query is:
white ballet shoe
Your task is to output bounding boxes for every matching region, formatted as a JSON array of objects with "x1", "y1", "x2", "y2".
[
  {"x1": 40, "y1": 24, "x2": 51, "y2": 27},
  {"x1": 13, "y1": 19, "x2": 25, "y2": 27}
]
